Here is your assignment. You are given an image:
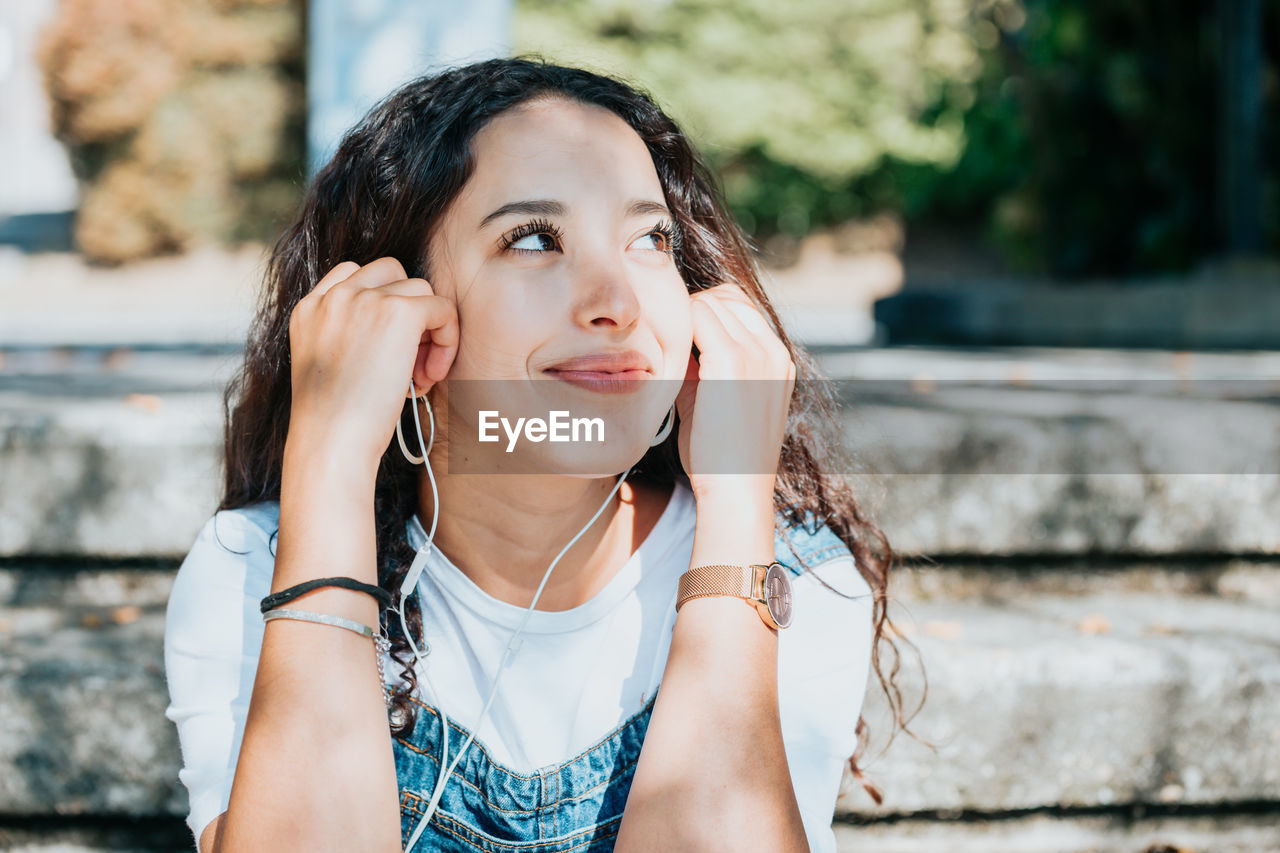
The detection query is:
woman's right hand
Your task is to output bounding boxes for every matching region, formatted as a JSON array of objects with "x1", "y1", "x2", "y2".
[{"x1": 286, "y1": 257, "x2": 460, "y2": 474}]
